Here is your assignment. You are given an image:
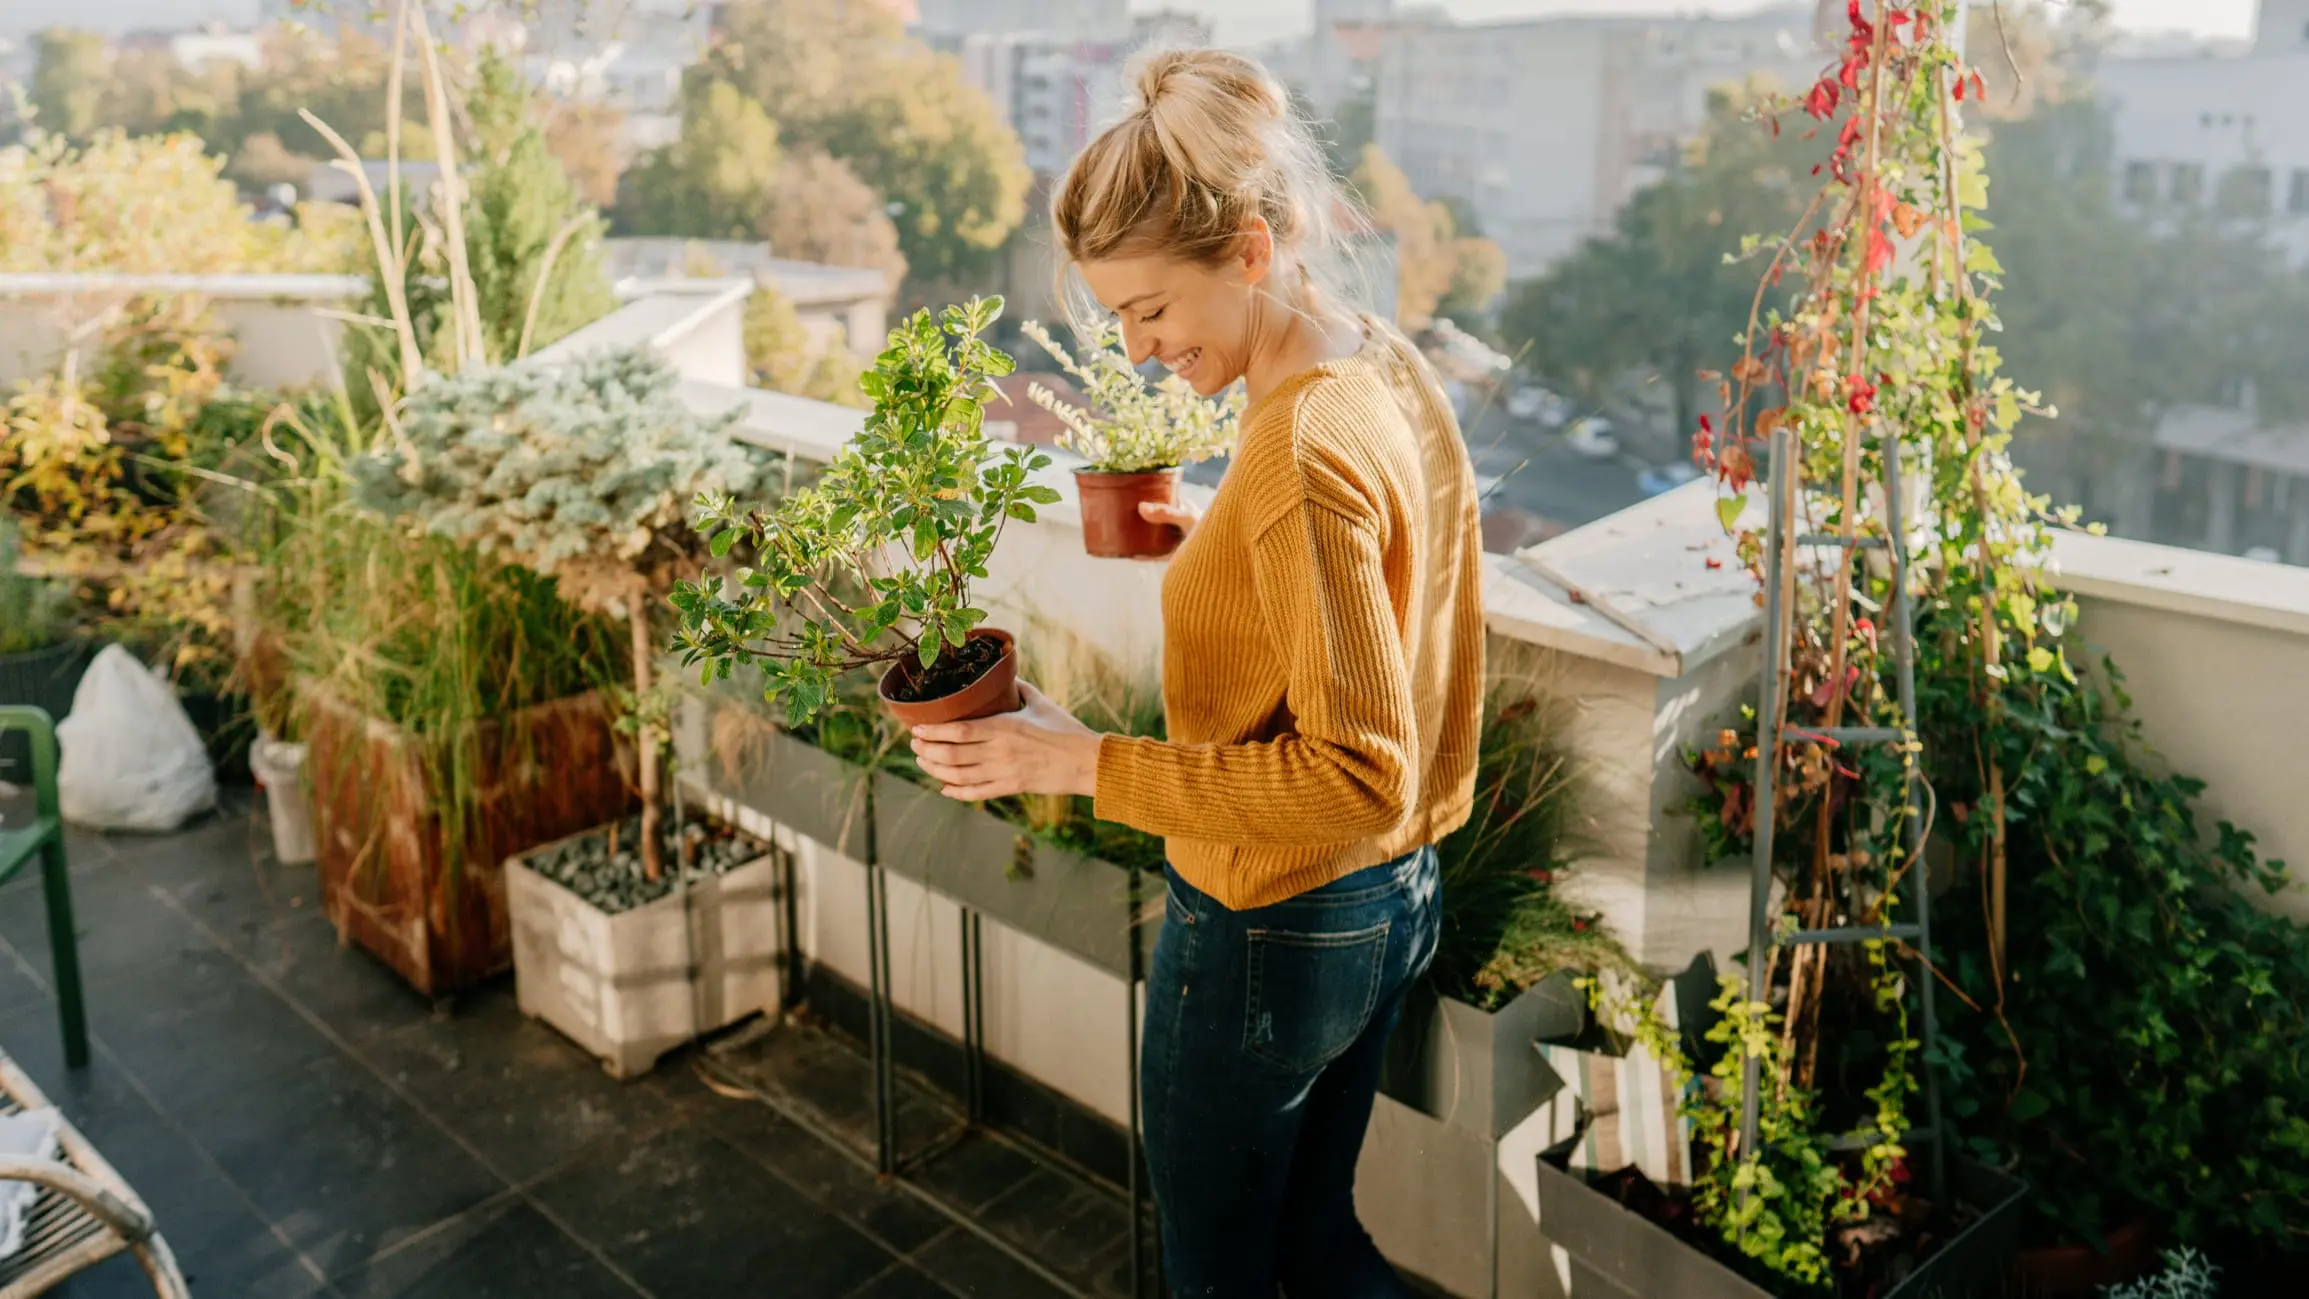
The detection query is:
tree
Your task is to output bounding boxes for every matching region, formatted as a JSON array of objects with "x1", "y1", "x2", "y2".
[
  {"x1": 462, "y1": 46, "x2": 618, "y2": 361},
  {"x1": 228, "y1": 131, "x2": 319, "y2": 191},
  {"x1": 744, "y1": 285, "x2": 866, "y2": 407},
  {"x1": 710, "y1": 0, "x2": 1029, "y2": 289},
  {"x1": 800, "y1": 53, "x2": 1030, "y2": 288},
  {"x1": 1351, "y1": 144, "x2": 1509, "y2": 328},
  {"x1": 1498, "y1": 83, "x2": 1818, "y2": 445},
  {"x1": 29, "y1": 29, "x2": 107, "y2": 142},
  {"x1": 614, "y1": 77, "x2": 782, "y2": 241},
  {"x1": 765, "y1": 147, "x2": 907, "y2": 288},
  {"x1": 543, "y1": 100, "x2": 627, "y2": 210}
]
